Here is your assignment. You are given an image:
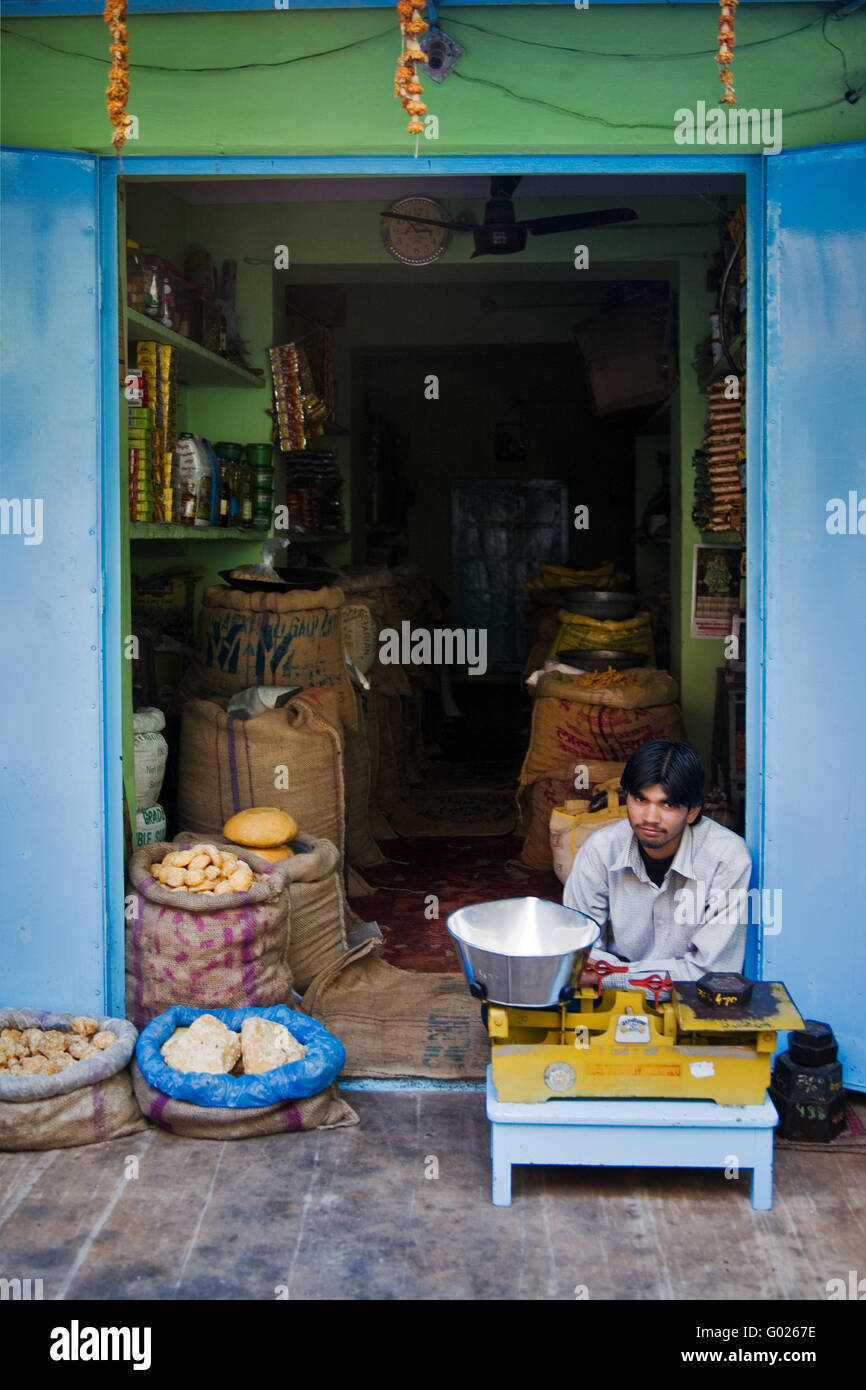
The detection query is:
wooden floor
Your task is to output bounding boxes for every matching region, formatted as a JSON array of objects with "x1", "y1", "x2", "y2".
[{"x1": 2, "y1": 1092, "x2": 863, "y2": 1301}]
